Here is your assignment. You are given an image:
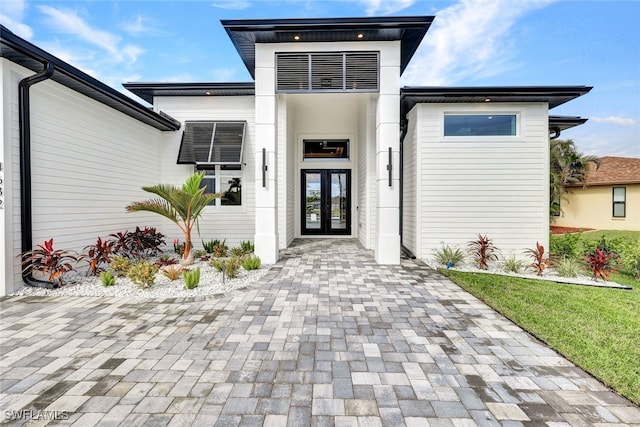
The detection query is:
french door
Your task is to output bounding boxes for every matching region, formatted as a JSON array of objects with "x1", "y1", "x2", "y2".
[{"x1": 301, "y1": 170, "x2": 351, "y2": 235}]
